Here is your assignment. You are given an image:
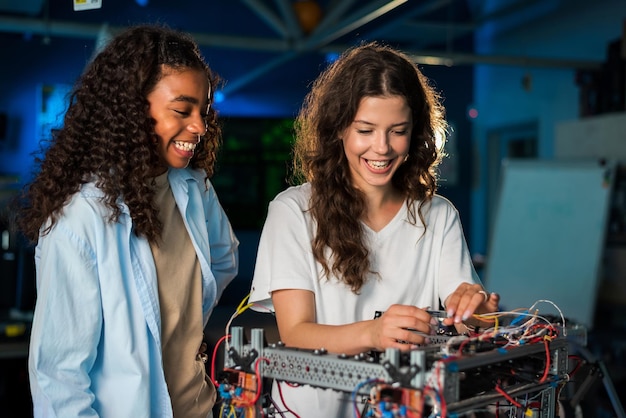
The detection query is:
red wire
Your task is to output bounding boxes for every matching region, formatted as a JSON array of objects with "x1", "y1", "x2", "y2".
[
  {"x1": 211, "y1": 334, "x2": 230, "y2": 385},
  {"x1": 538, "y1": 338, "x2": 551, "y2": 383},
  {"x1": 440, "y1": 389, "x2": 447, "y2": 418},
  {"x1": 277, "y1": 381, "x2": 301, "y2": 418},
  {"x1": 568, "y1": 355, "x2": 584, "y2": 377},
  {"x1": 495, "y1": 384, "x2": 522, "y2": 408},
  {"x1": 456, "y1": 338, "x2": 471, "y2": 355},
  {"x1": 425, "y1": 387, "x2": 447, "y2": 418},
  {"x1": 250, "y1": 357, "x2": 270, "y2": 406}
]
